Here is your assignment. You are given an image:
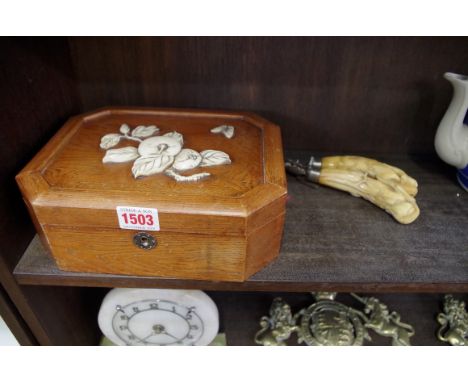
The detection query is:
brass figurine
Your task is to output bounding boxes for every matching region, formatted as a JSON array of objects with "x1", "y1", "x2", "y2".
[
  {"x1": 437, "y1": 295, "x2": 467, "y2": 346},
  {"x1": 255, "y1": 293, "x2": 415, "y2": 346},
  {"x1": 351, "y1": 293, "x2": 415, "y2": 346},
  {"x1": 254, "y1": 298, "x2": 299, "y2": 346}
]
